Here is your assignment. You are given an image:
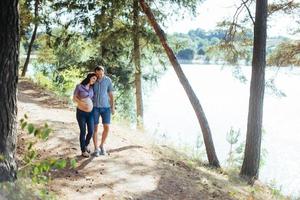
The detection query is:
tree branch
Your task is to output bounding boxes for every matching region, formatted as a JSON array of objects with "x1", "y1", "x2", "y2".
[{"x1": 241, "y1": 0, "x2": 255, "y2": 25}]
